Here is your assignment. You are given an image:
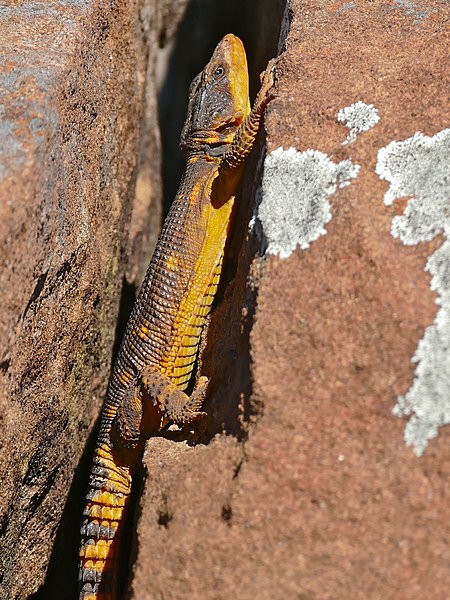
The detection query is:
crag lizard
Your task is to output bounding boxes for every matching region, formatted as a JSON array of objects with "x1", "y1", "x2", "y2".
[{"x1": 79, "y1": 34, "x2": 275, "y2": 600}]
